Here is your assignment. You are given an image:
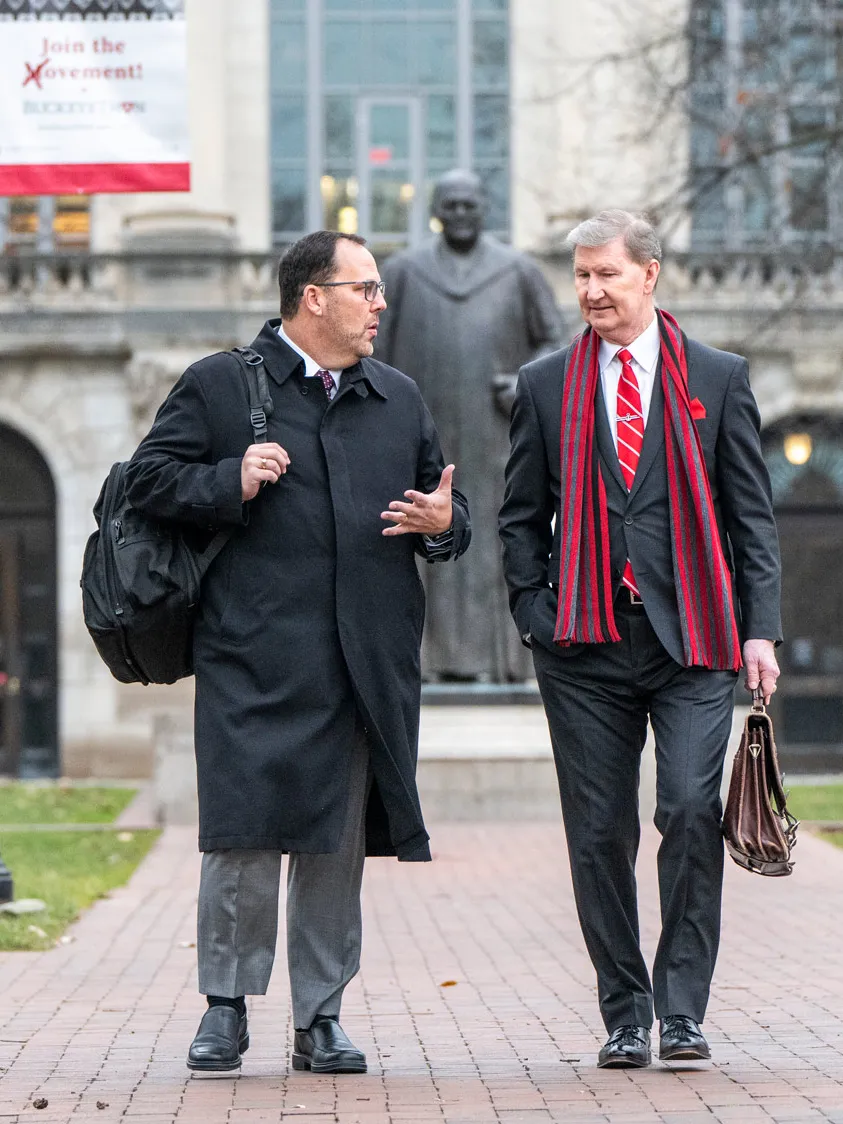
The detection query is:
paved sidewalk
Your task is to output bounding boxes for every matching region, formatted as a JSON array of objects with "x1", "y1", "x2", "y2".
[{"x1": 2, "y1": 823, "x2": 843, "y2": 1124}]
